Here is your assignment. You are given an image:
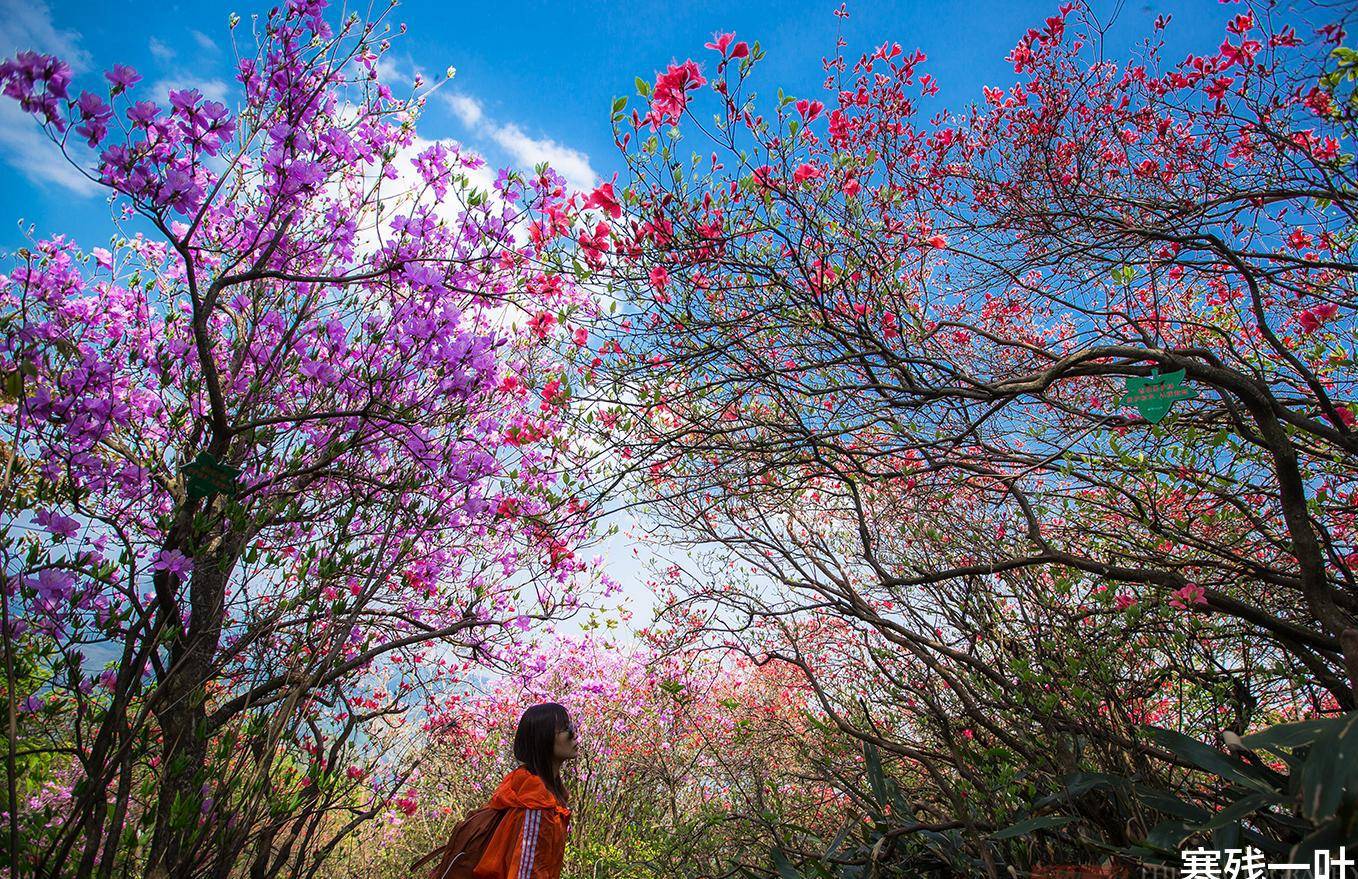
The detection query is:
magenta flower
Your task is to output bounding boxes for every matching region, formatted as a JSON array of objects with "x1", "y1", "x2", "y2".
[
  {"x1": 104, "y1": 63, "x2": 141, "y2": 92},
  {"x1": 1169, "y1": 583, "x2": 1207, "y2": 611},
  {"x1": 584, "y1": 181, "x2": 622, "y2": 219},
  {"x1": 167, "y1": 88, "x2": 201, "y2": 114},
  {"x1": 704, "y1": 32, "x2": 735, "y2": 55},
  {"x1": 35, "y1": 508, "x2": 80, "y2": 540},
  {"x1": 75, "y1": 91, "x2": 113, "y2": 146},
  {"x1": 32, "y1": 568, "x2": 75, "y2": 604},
  {"x1": 126, "y1": 100, "x2": 160, "y2": 126},
  {"x1": 152, "y1": 549, "x2": 193, "y2": 577},
  {"x1": 645, "y1": 60, "x2": 706, "y2": 130}
]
